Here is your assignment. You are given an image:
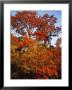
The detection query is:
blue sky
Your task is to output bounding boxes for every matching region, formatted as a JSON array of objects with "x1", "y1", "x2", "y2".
[
  {"x1": 11, "y1": 10, "x2": 61, "y2": 46},
  {"x1": 37, "y1": 10, "x2": 61, "y2": 27}
]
